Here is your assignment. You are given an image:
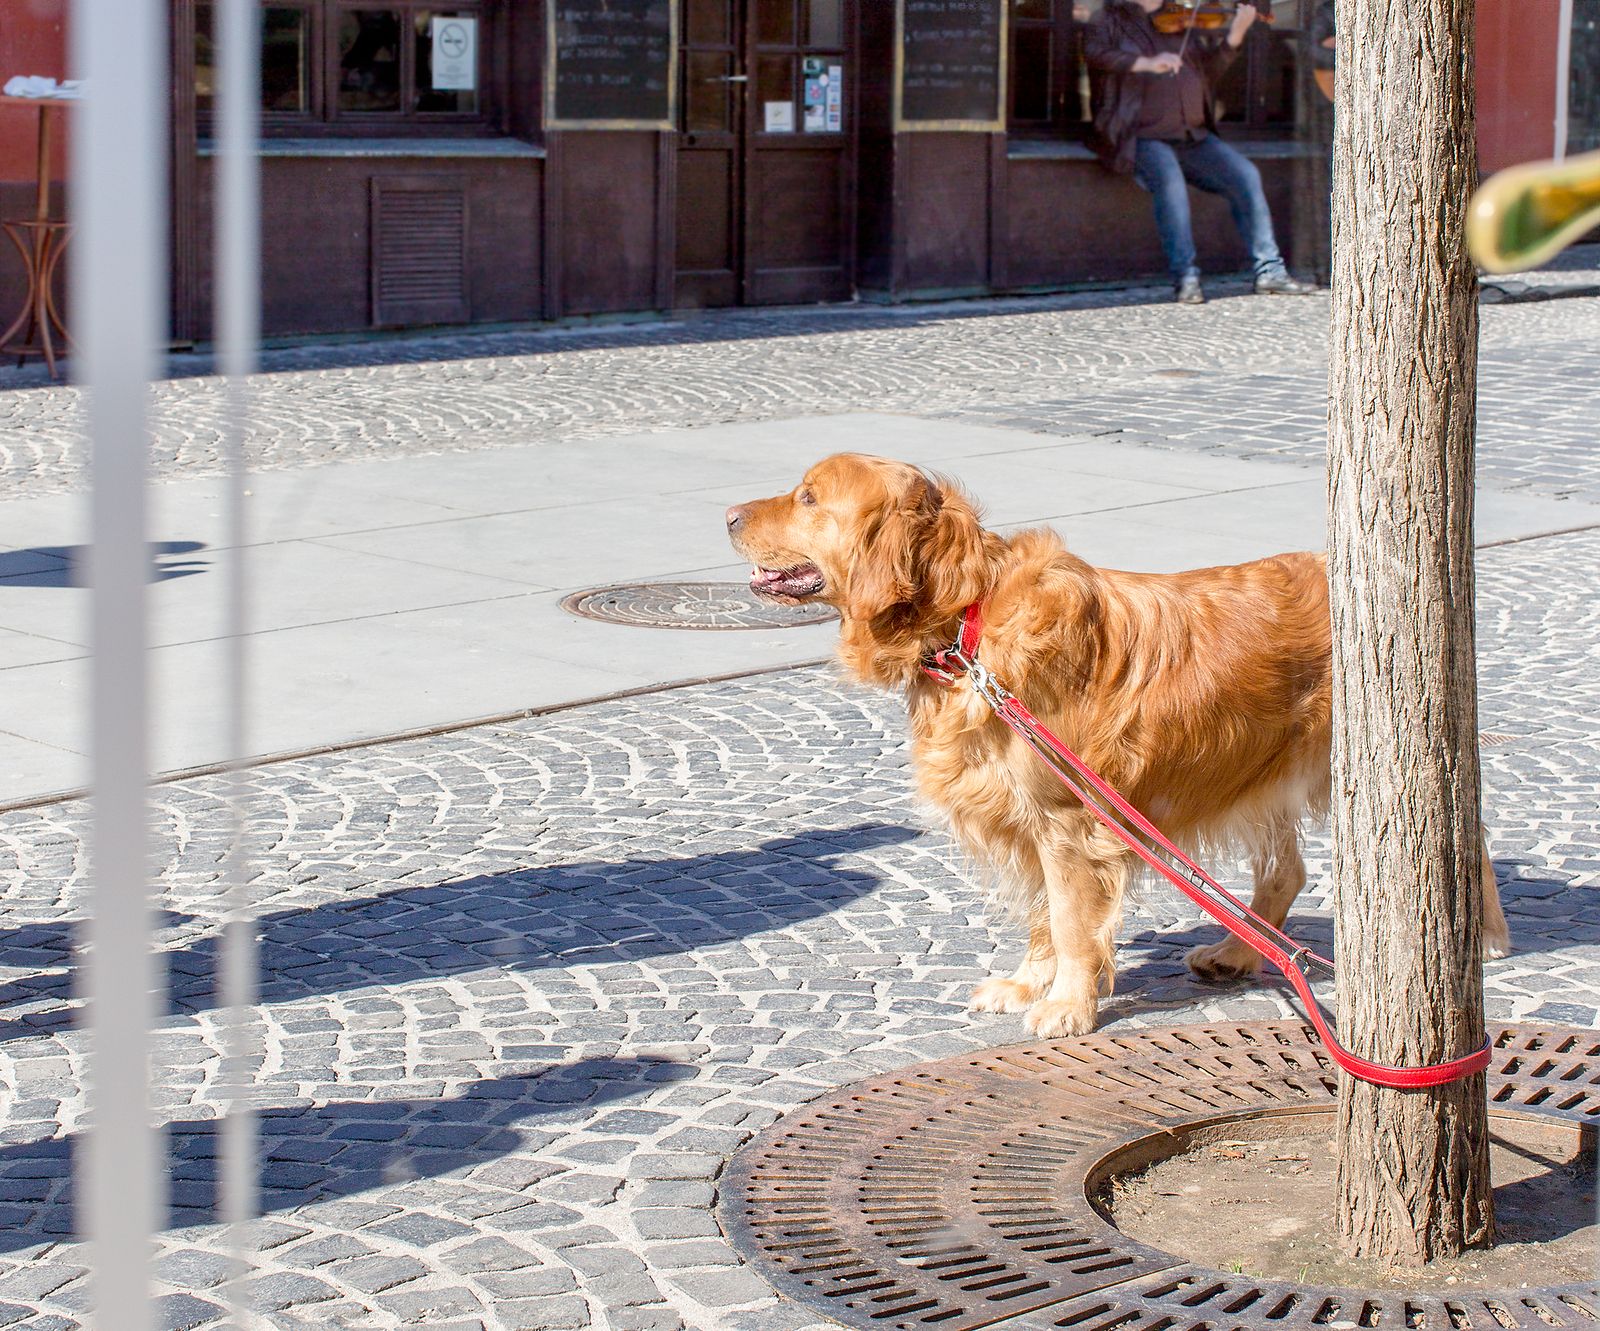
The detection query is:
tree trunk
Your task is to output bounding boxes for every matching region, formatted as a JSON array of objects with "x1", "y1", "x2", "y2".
[{"x1": 1327, "y1": 0, "x2": 1494, "y2": 1264}]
